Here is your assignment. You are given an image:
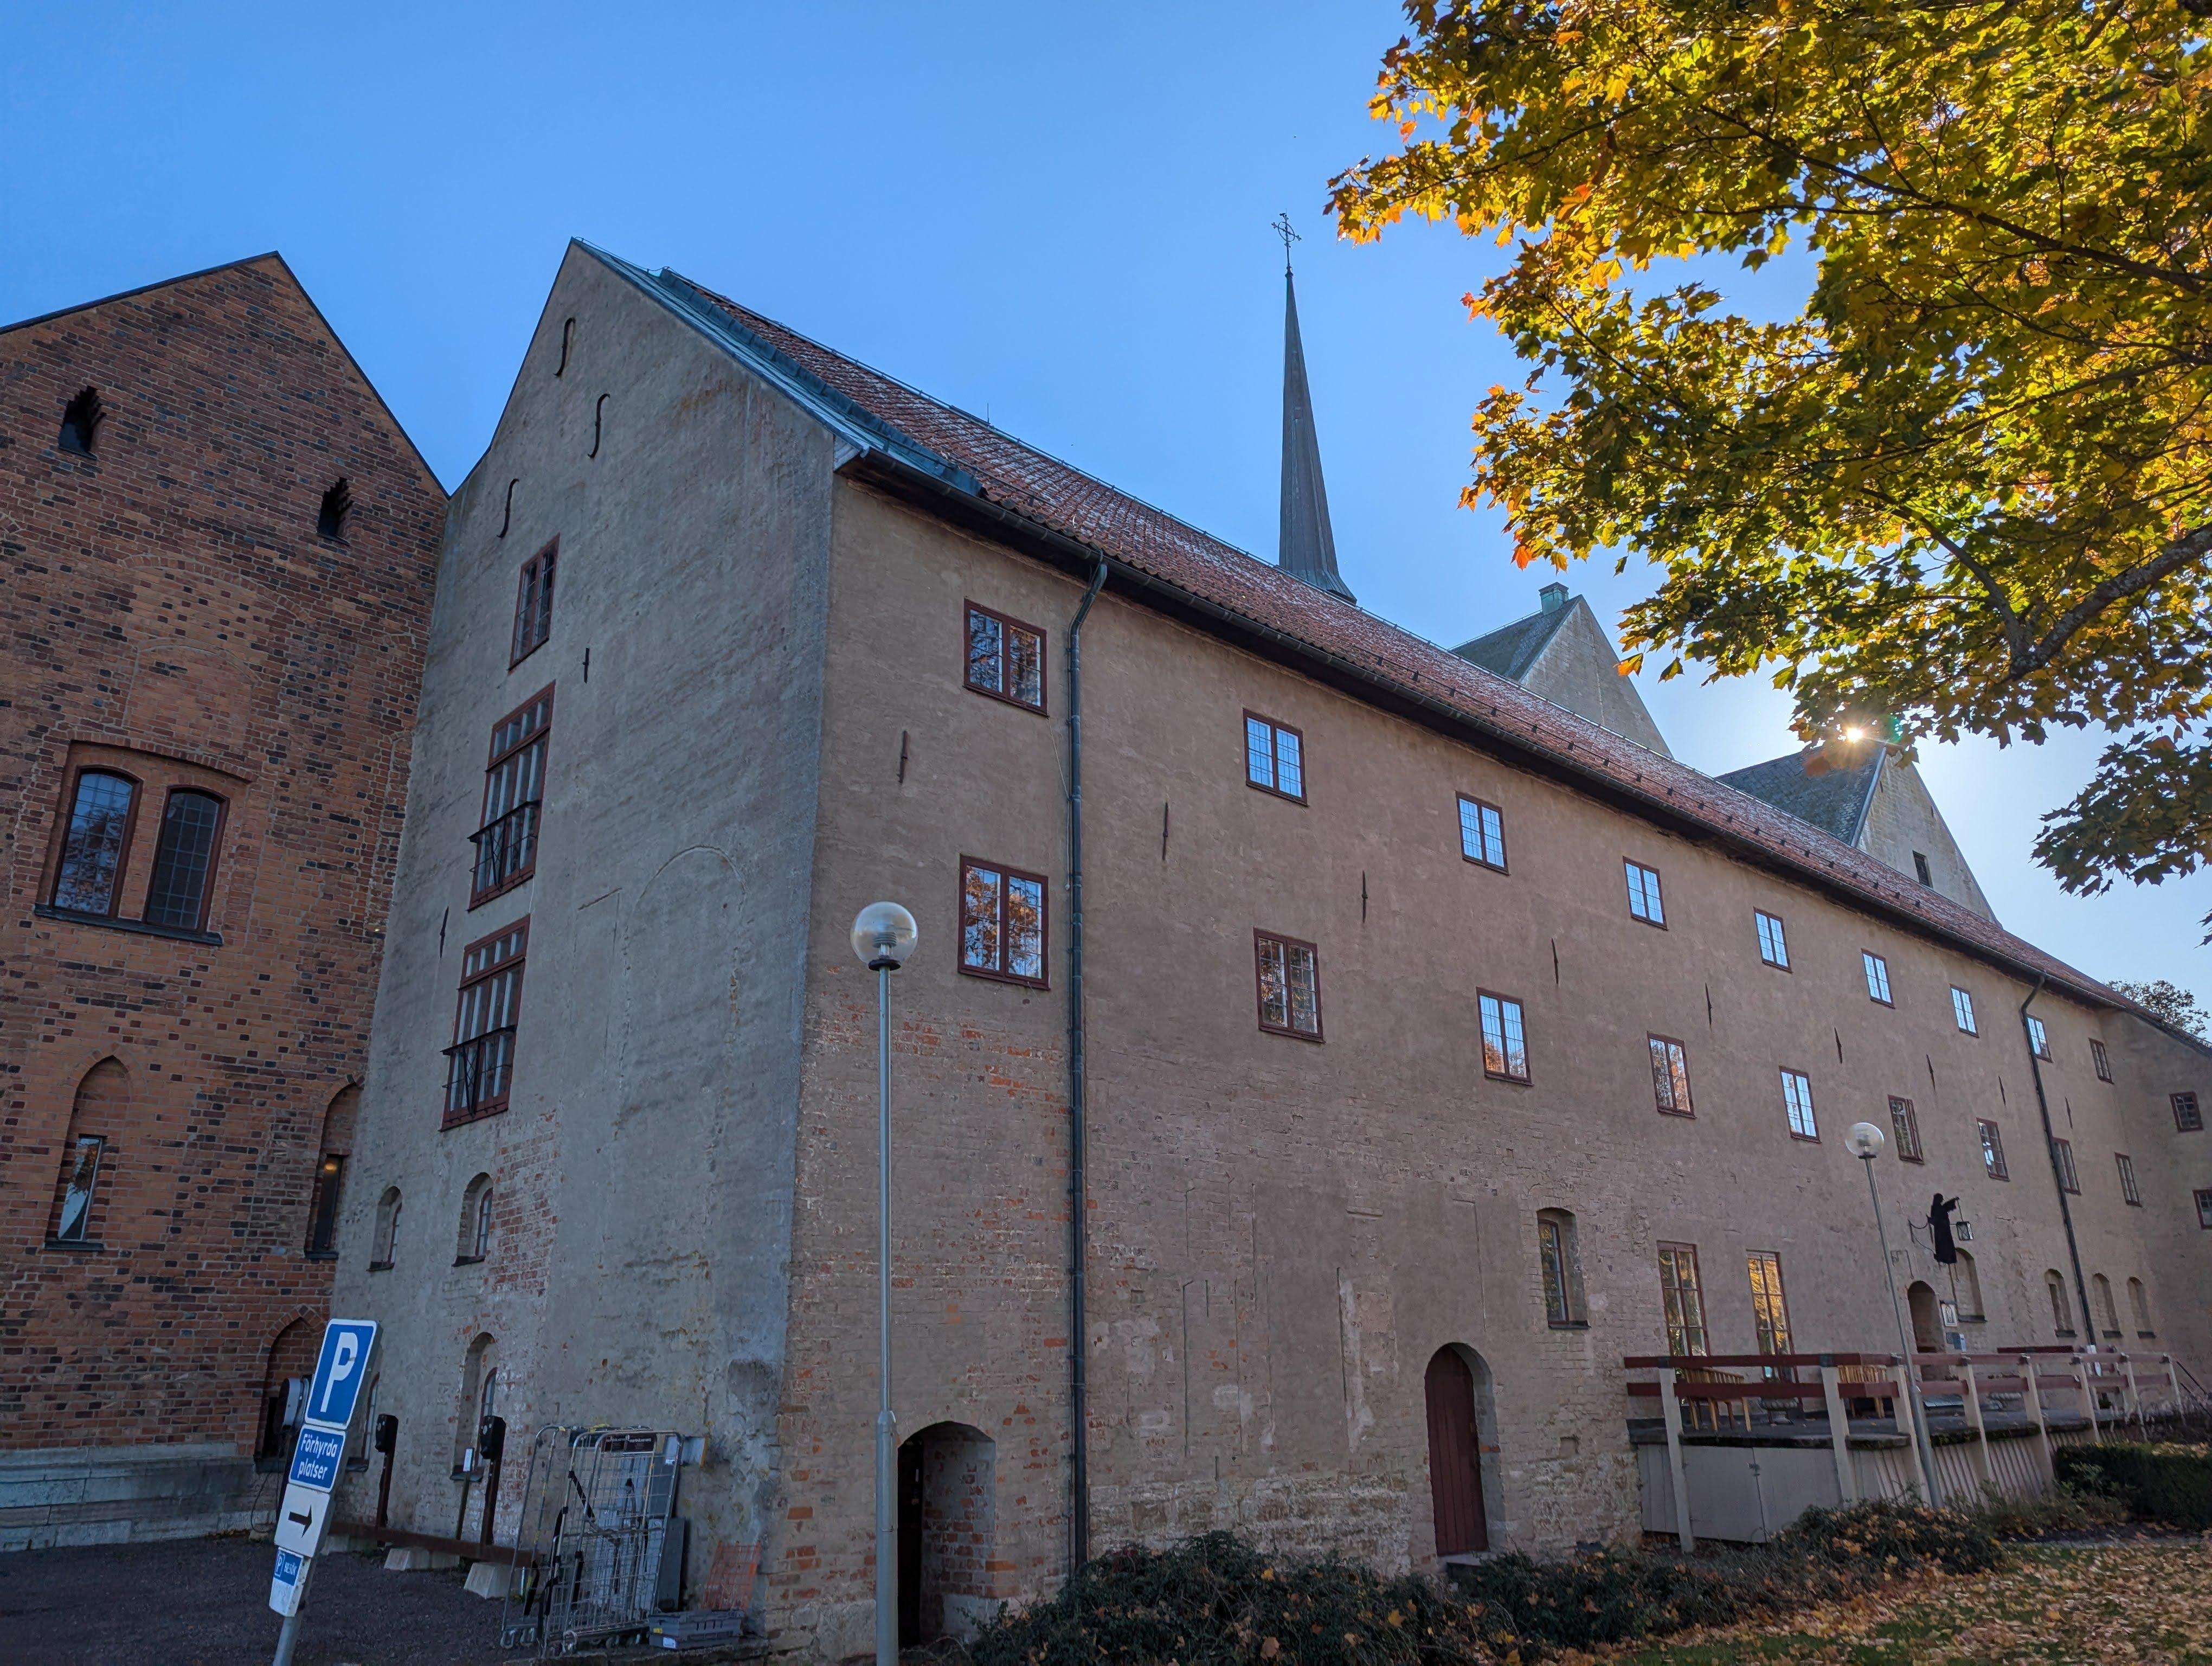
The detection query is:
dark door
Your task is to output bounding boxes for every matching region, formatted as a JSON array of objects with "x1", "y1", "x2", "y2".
[
  {"x1": 1424, "y1": 1348, "x2": 1487, "y2": 1555},
  {"x1": 897, "y1": 1437, "x2": 925, "y2": 1644},
  {"x1": 1907, "y1": 1282, "x2": 1941, "y2": 1353}
]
